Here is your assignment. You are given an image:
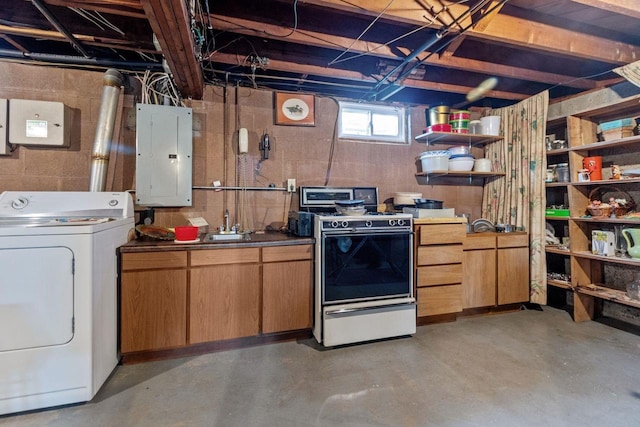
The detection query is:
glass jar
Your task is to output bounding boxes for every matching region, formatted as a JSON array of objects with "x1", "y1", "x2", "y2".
[{"x1": 556, "y1": 163, "x2": 569, "y2": 182}]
